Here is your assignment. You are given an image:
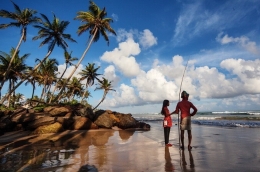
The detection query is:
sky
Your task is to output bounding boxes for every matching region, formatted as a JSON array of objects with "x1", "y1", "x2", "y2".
[{"x1": 1, "y1": 0, "x2": 260, "y2": 114}]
